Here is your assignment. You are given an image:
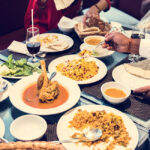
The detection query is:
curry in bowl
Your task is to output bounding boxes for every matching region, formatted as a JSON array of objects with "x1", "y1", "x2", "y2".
[
  {"x1": 101, "y1": 82, "x2": 131, "y2": 104},
  {"x1": 104, "y1": 88, "x2": 126, "y2": 98},
  {"x1": 22, "y1": 60, "x2": 68, "y2": 109},
  {"x1": 84, "y1": 36, "x2": 104, "y2": 46}
]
